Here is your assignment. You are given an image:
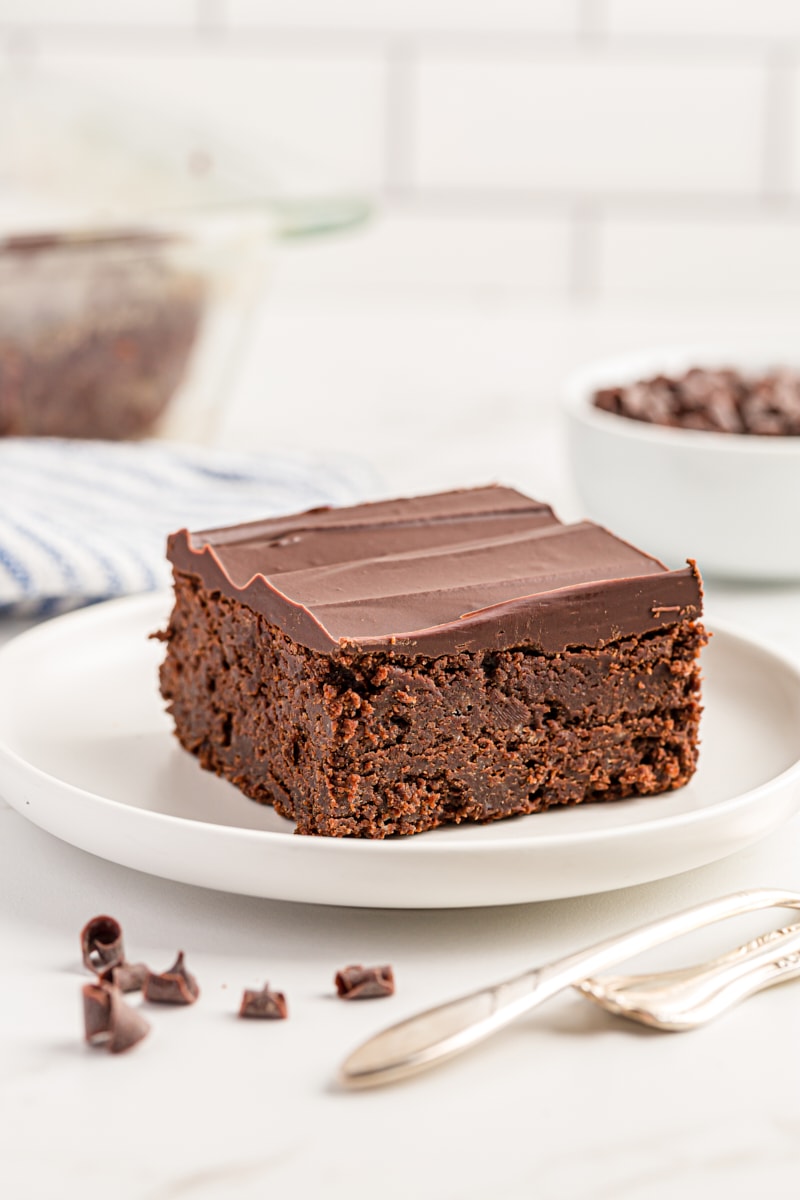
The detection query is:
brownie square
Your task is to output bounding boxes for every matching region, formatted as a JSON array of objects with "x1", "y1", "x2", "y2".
[{"x1": 158, "y1": 486, "x2": 706, "y2": 838}]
